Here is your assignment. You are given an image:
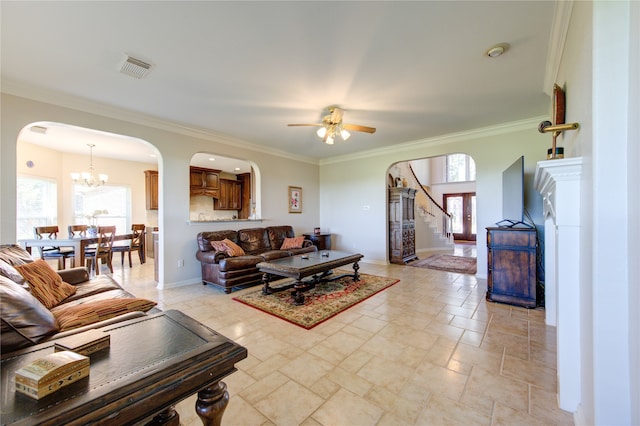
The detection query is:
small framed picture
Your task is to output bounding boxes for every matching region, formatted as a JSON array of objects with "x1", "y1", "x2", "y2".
[{"x1": 288, "y1": 186, "x2": 302, "y2": 213}]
